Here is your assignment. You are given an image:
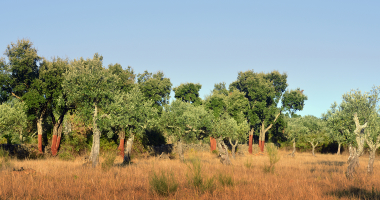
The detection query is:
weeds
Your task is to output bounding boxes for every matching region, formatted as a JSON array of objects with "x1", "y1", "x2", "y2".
[
  {"x1": 218, "y1": 173, "x2": 234, "y2": 187},
  {"x1": 149, "y1": 170, "x2": 178, "y2": 196},
  {"x1": 0, "y1": 148, "x2": 13, "y2": 170},
  {"x1": 186, "y1": 157, "x2": 216, "y2": 193},
  {"x1": 244, "y1": 158, "x2": 253, "y2": 169}
]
